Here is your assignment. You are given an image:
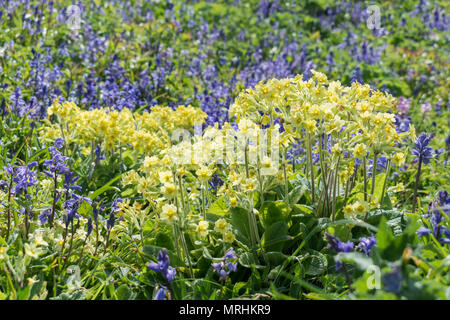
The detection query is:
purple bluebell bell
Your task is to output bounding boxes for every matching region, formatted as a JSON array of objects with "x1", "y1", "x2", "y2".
[
  {"x1": 325, "y1": 233, "x2": 354, "y2": 253},
  {"x1": 38, "y1": 209, "x2": 52, "y2": 225},
  {"x1": 356, "y1": 236, "x2": 377, "y2": 255},
  {"x1": 44, "y1": 145, "x2": 69, "y2": 177},
  {"x1": 383, "y1": 265, "x2": 402, "y2": 294},
  {"x1": 416, "y1": 226, "x2": 431, "y2": 237},
  {"x1": 419, "y1": 190, "x2": 450, "y2": 244},
  {"x1": 148, "y1": 248, "x2": 177, "y2": 282},
  {"x1": 154, "y1": 288, "x2": 166, "y2": 300},
  {"x1": 325, "y1": 233, "x2": 355, "y2": 270},
  {"x1": 412, "y1": 133, "x2": 434, "y2": 164},
  {"x1": 212, "y1": 247, "x2": 238, "y2": 281},
  {"x1": 54, "y1": 137, "x2": 64, "y2": 149},
  {"x1": 208, "y1": 174, "x2": 224, "y2": 191},
  {"x1": 87, "y1": 217, "x2": 93, "y2": 236},
  {"x1": 106, "y1": 212, "x2": 115, "y2": 231},
  {"x1": 11, "y1": 164, "x2": 38, "y2": 196}
]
